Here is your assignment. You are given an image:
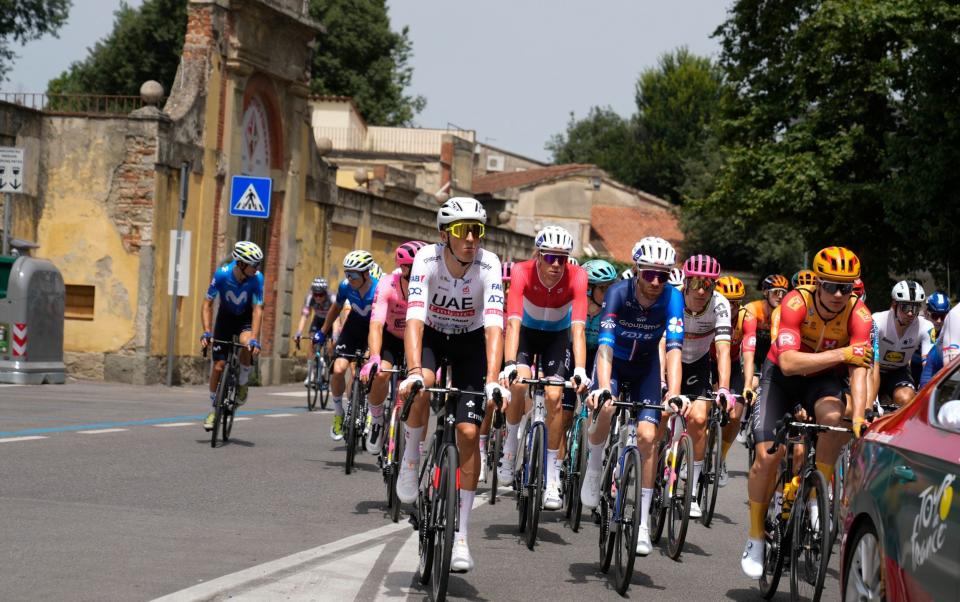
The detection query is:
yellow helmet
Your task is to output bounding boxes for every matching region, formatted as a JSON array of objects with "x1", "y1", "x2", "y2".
[
  {"x1": 812, "y1": 246, "x2": 860, "y2": 283},
  {"x1": 793, "y1": 269, "x2": 818, "y2": 288},
  {"x1": 717, "y1": 276, "x2": 745, "y2": 300}
]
